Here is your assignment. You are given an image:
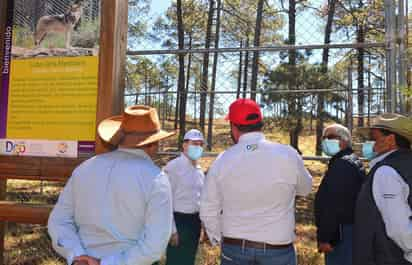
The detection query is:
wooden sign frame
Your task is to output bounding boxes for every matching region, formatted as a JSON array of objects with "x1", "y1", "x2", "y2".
[{"x1": 0, "y1": 0, "x2": 128, "y2": 182}]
